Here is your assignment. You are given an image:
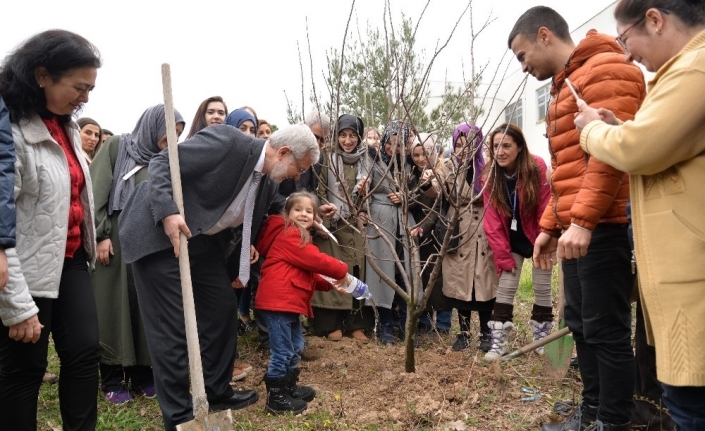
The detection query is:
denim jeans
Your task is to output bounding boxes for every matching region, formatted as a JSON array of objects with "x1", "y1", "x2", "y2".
[
  {"x1": 563, "y1": 223, "x2": 634, "y2": 425},
  {"x1": 261, "y1": 311, "x2": 304, "y2": 378},
  {"x1": 661, "y1": 384, "x2": 705, "y2": 431},
  {"x1": 237, "y1": 285, "x2": 252, "y2": 318},
  {"x1": 419, "y1": 310, "x2": 452, "y2": 331}
]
